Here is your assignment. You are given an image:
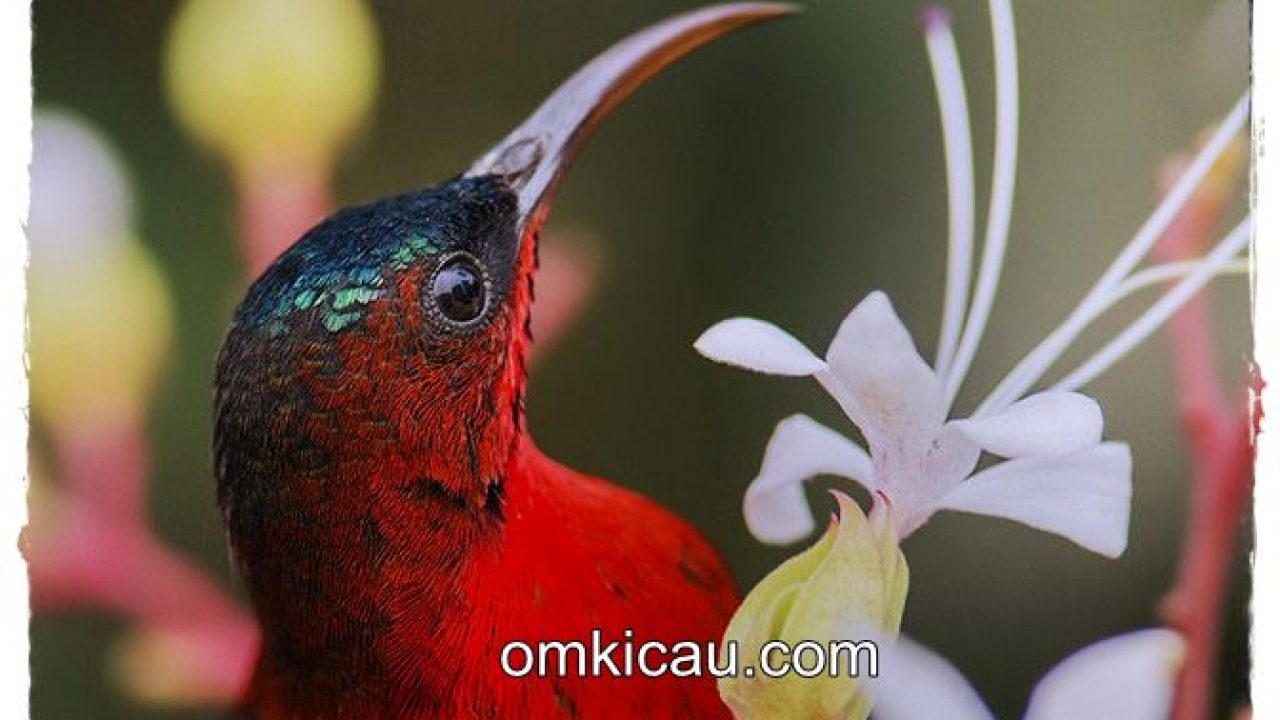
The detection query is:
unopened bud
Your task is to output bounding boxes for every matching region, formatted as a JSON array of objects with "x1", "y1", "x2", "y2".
[{"x1": 719, "y1": 493, "x2": 908, "y2": 720}]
